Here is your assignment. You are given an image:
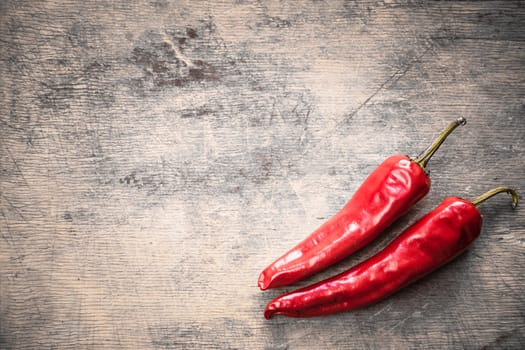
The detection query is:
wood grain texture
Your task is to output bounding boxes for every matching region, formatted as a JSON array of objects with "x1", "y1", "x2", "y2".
[{"x1": 1, "y1": 1, "x2": 524, "y2": 349}]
